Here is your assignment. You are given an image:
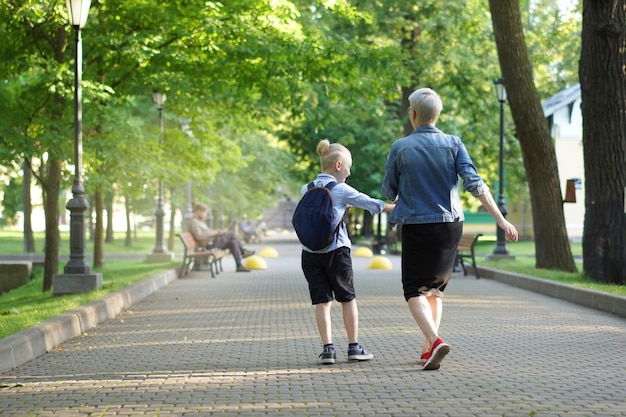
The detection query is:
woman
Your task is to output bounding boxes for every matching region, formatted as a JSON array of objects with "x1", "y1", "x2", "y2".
[{"x1": 382, "y1": 88, "x2": 518, "y2": 370}]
